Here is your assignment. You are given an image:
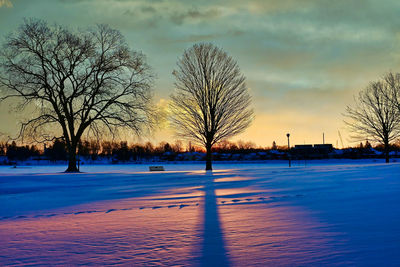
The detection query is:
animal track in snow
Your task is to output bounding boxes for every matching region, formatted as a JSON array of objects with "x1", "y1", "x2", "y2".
[{"x1": 106, "y1": 209, "x2": 117, "y2": 213}]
